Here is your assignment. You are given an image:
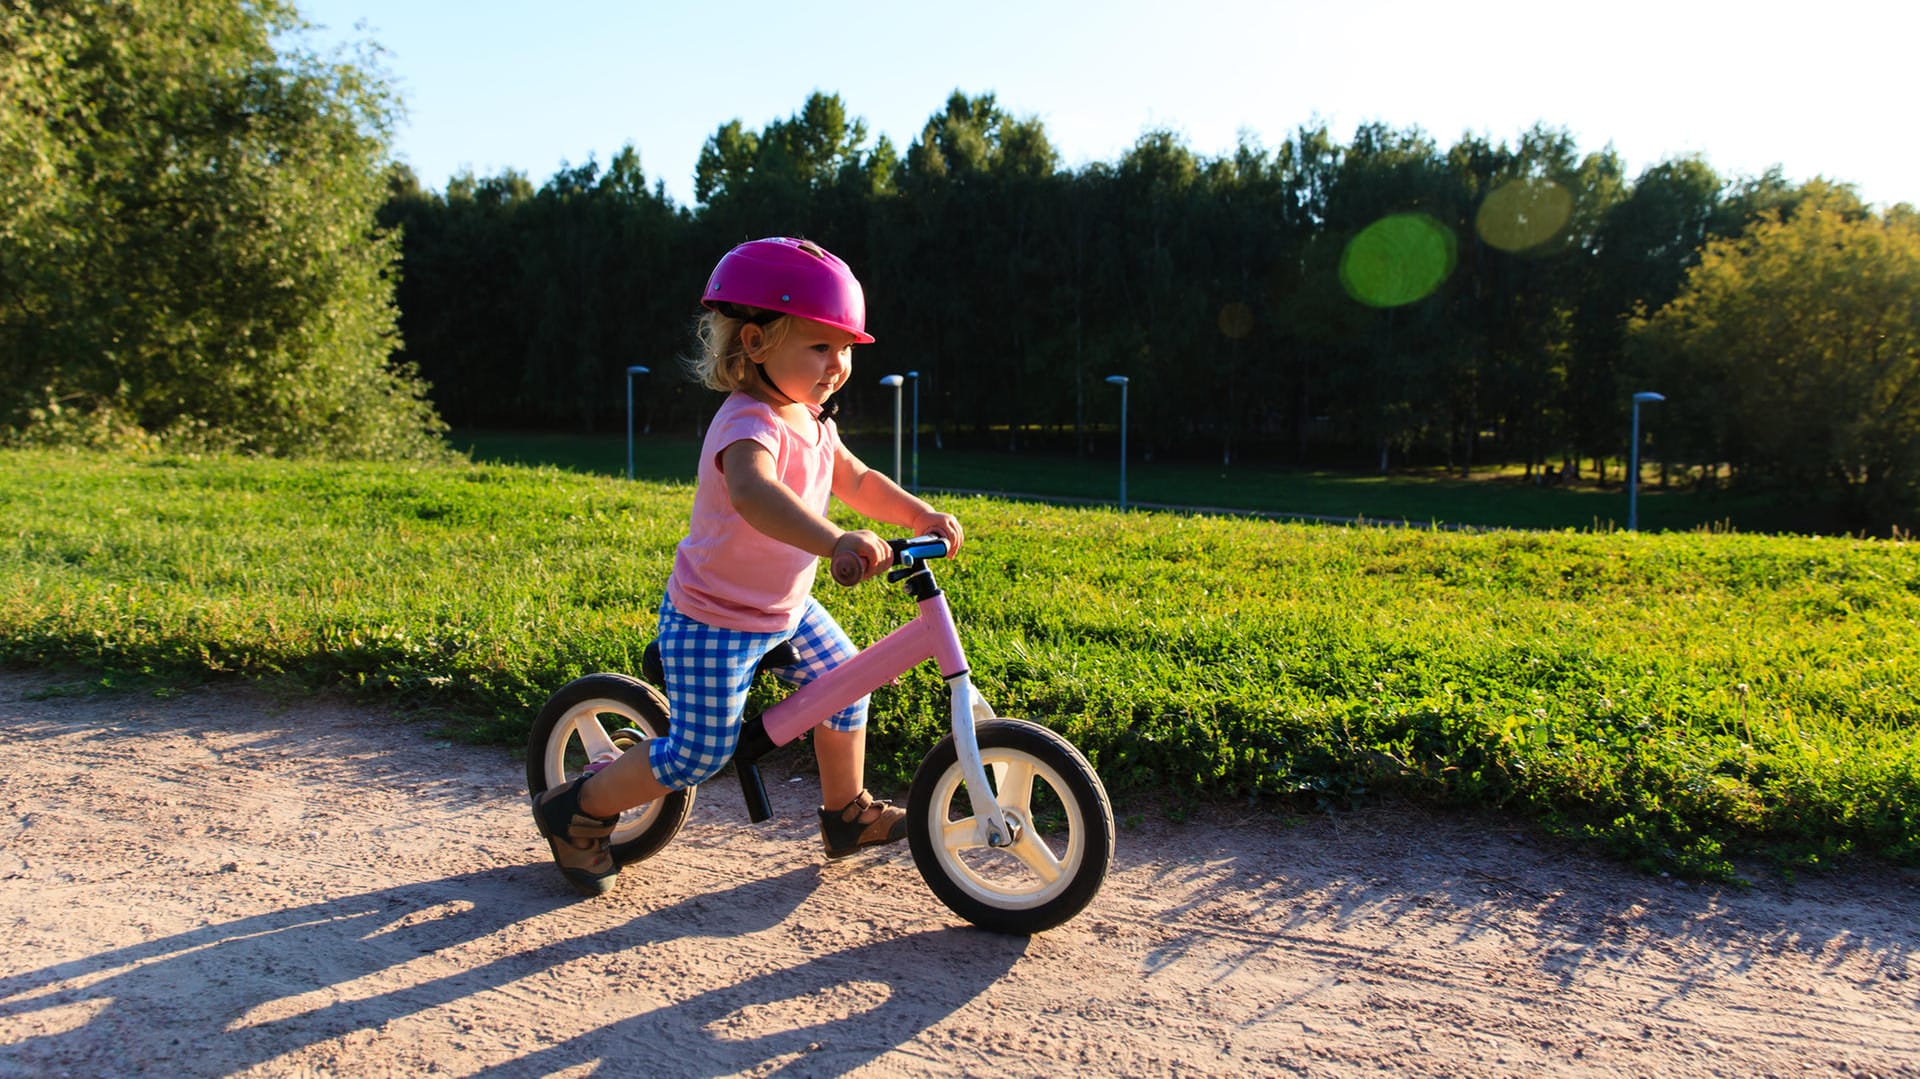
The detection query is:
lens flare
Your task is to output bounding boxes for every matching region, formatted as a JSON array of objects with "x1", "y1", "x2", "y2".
[
  {"x1": 1476, "y1": 178, "x2": 1572, "y2": 252},
  {"x1": 1217, "y1": 301, "x2": 1254, "y2": 339},
  {"x1": 1339, "y1": 213, "x2": 1456, "y2": 308}
]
